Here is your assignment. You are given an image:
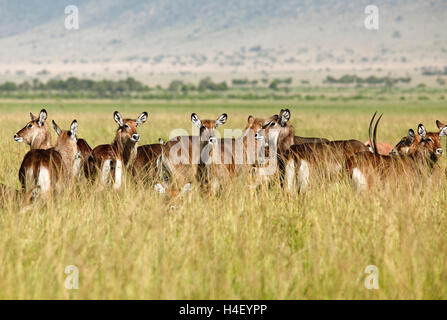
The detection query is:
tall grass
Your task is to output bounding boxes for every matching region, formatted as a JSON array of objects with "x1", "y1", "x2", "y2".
[{"x1": 0, "y1": 100, "x2": 446, "y2": 299}]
